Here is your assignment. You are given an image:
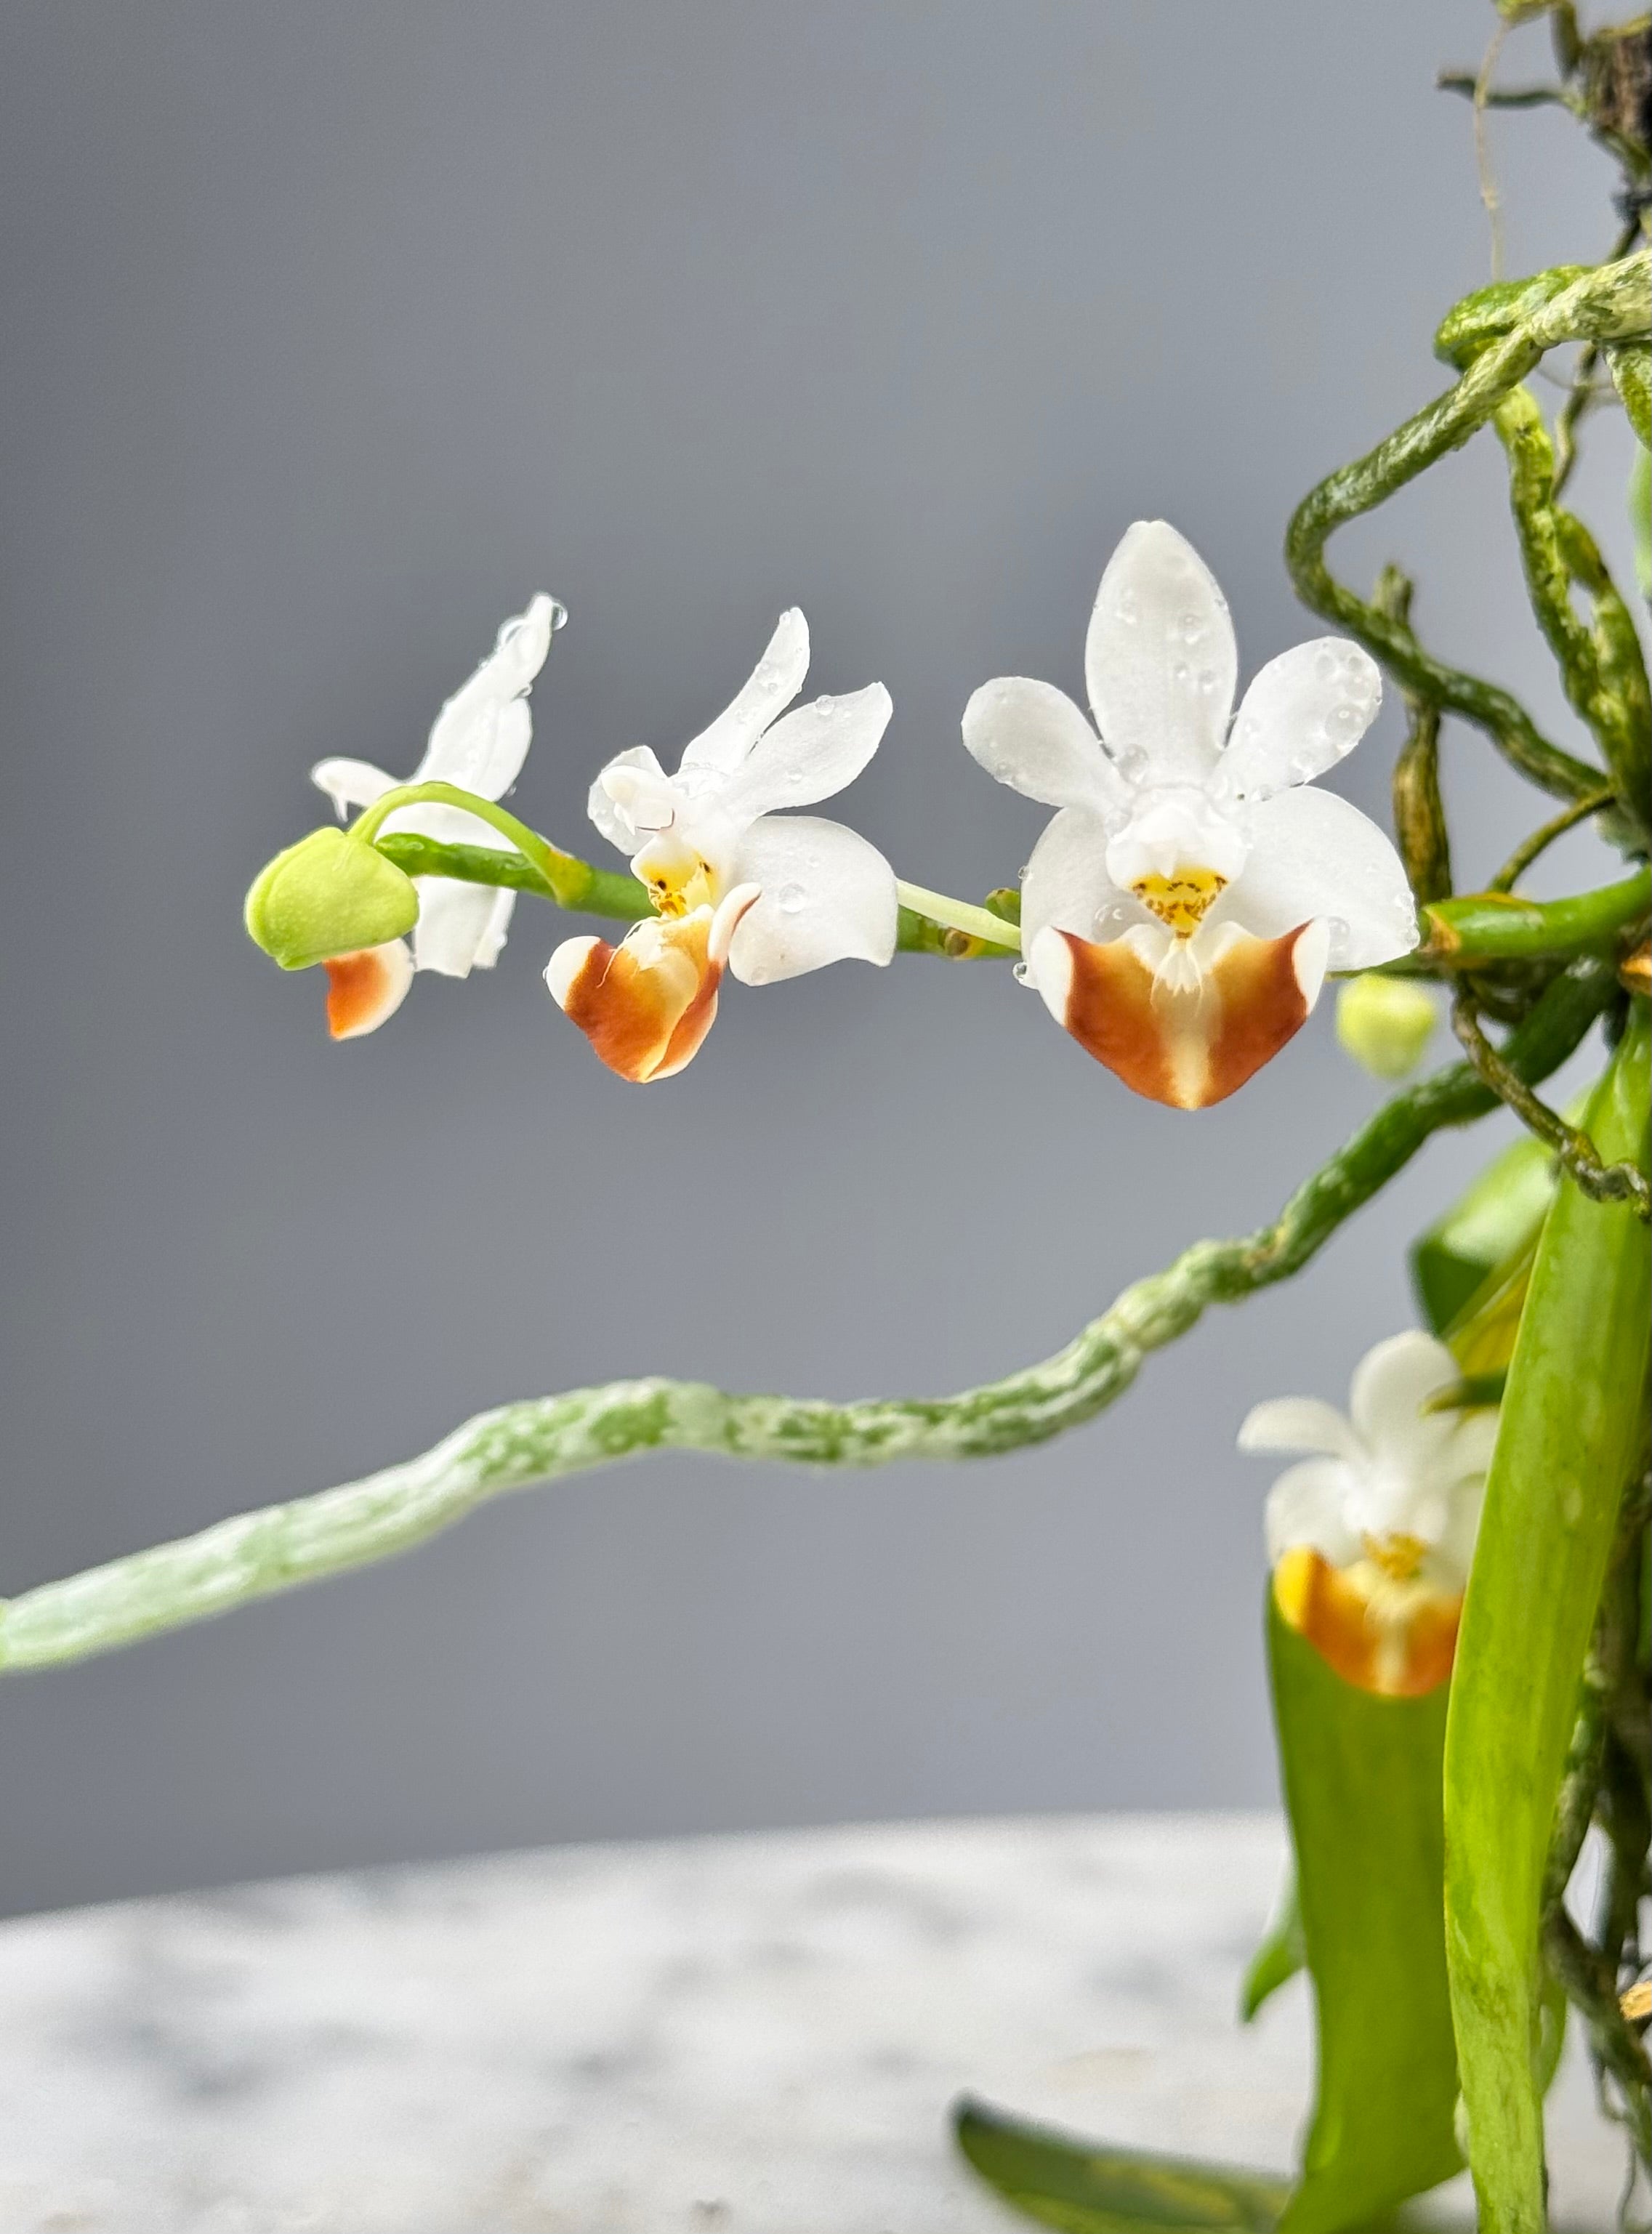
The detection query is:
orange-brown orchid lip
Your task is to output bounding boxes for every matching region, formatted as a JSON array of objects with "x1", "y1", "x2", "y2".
[
  {"x1": 1272, "y1": 1544, "x2": 1461, "y2": 1698},
  {"x1": 1029, "y1": 918, "x2": 1329, "y2": 1109},
  {"x1": 324, "y1": 942, "x2": 414, "y2": 1041},
  {"x1": 546, "y1": 884, "x2": 759, "y2": 1083}
]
